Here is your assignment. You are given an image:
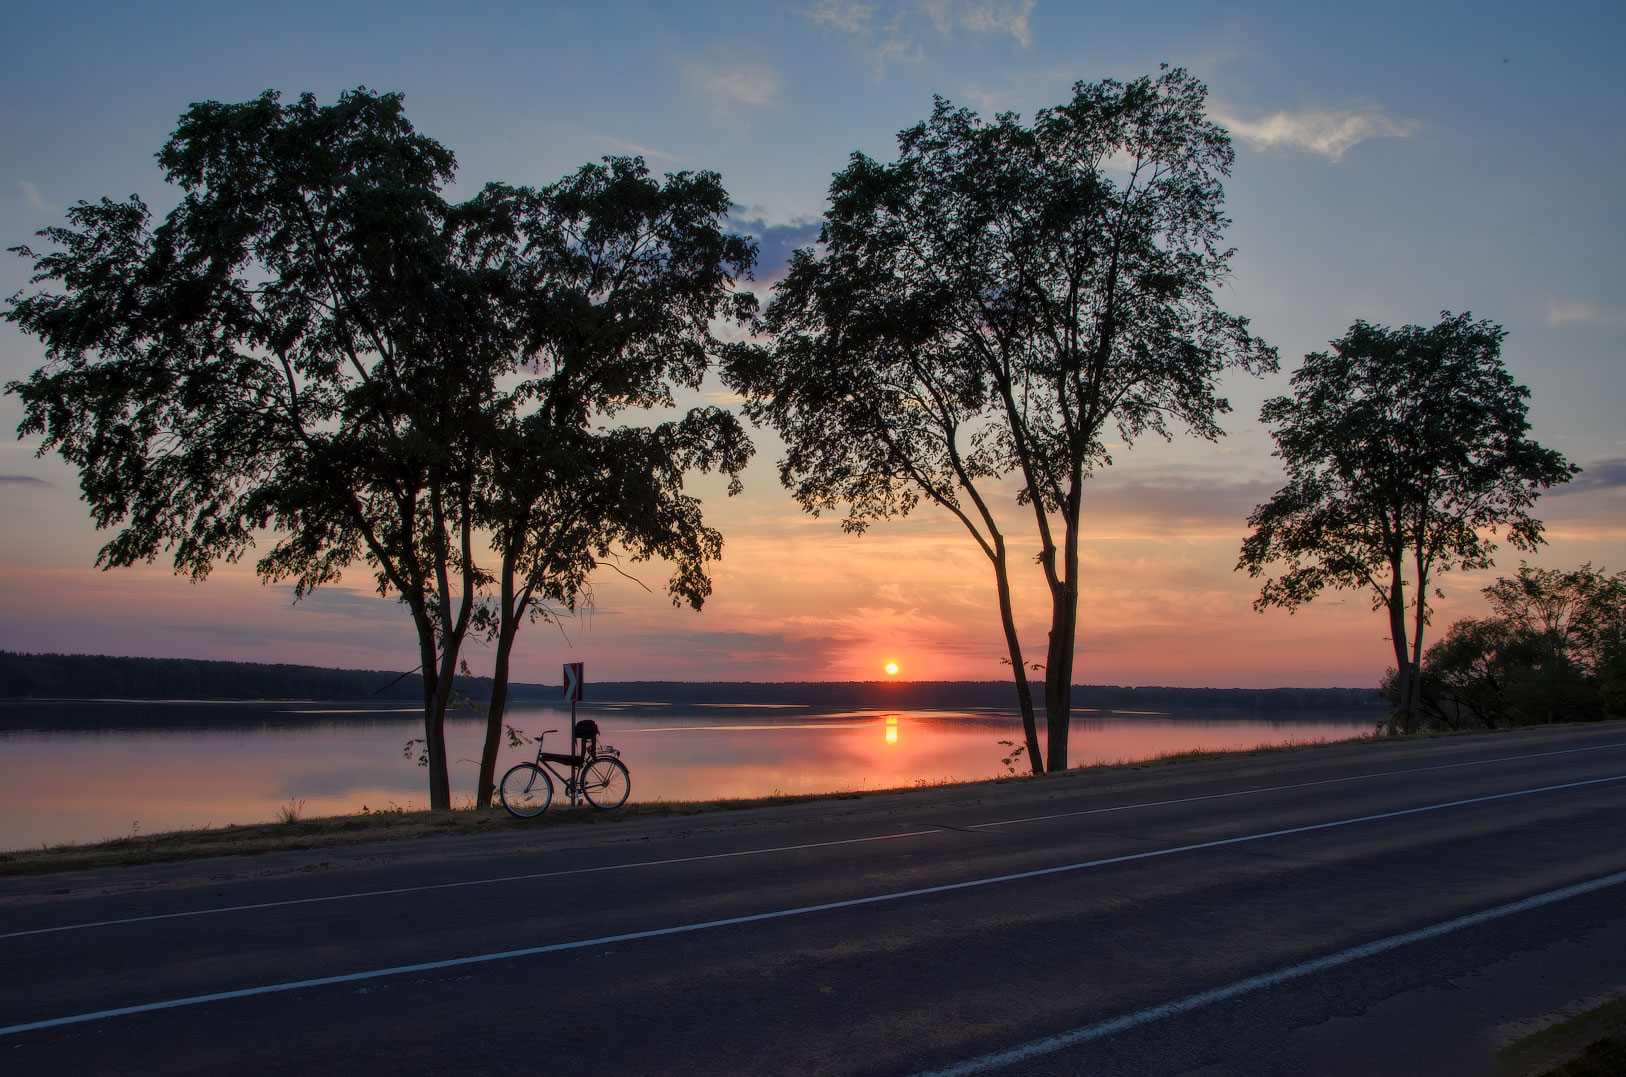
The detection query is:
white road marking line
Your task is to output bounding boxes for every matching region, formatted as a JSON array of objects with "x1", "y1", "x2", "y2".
[
  {"x1": 0, "y1": 831, "x2": 932, "y2": 940},
  {"x1": 915, "y1": 867, "x2": 1626, "y2": 1076},
  {"x1": 971, "y1": 740, "x2": 1626, "y2": 829},
  {"x1": 7, "y1": 739, "x2": 1622, "y2": 940},
  {"x1": 2, "y1": 773, "x2": 1620, "y2": 1038}
]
